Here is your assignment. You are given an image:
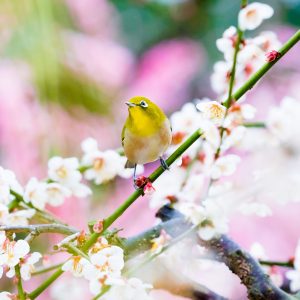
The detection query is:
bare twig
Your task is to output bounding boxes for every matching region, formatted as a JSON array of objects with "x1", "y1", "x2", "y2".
[{"x1": 0, "y1": 224, "x2": 78, "y2": 236}]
